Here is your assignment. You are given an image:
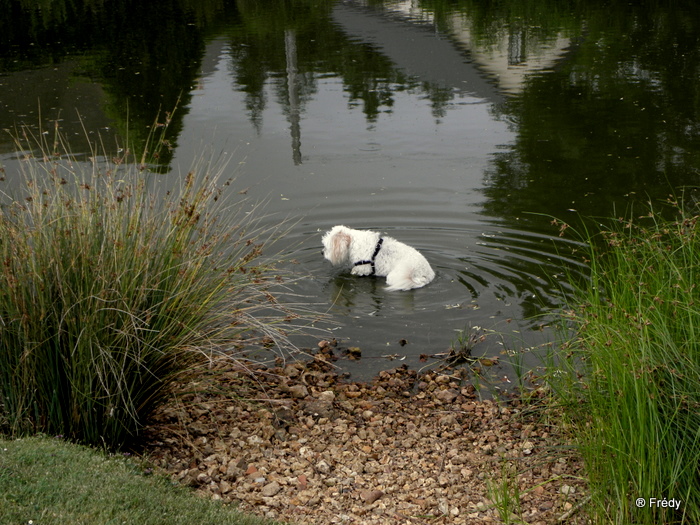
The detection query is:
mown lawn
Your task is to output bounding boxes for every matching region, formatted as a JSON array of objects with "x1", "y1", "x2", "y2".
[{"x1": 0, "y1": 435, "x2": 281, "y2": 525}]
